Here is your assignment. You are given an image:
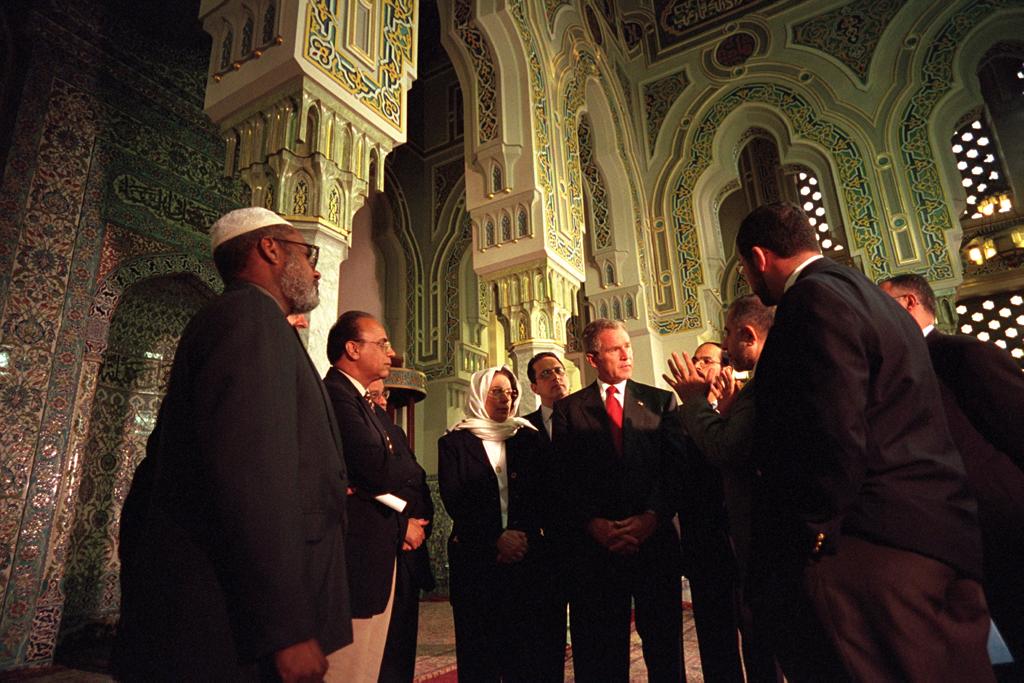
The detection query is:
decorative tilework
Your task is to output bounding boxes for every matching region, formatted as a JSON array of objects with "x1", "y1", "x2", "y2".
[
  {"x1": 423, "y1": 198, "x2": 473, "y2": 381},
  {"x1": 452, "y1": 0, "x2": 499, "y2": 143},
  {"x1": 615, "y1": 61, "x2": 634, "y2": 111},
  {"x1": 644, "y1": 70, "x2": 690, "y2": 152},
  {"x1": 577, "y1": 115, "x2": 612, "y2": 249},
  {"x1": 898, "y1": 0, "x2": 1010, "y2": 282},
  {"x1": 666, "y1": 82, "x2": 884, "y2": 334},
  {"x1": 544, "y1": 0, "x2": 573, "y2": 29},
  {"x1": 792, "y1": 0, "x2": 904, "y2": 83},
  {"x1": 0, "y1": 7, "x2": 238, "y2": 667},
  {"x1": 654, "y1": 0, "x2": 774, "y2": 55},
  {"x1": 304, "y1": 0, "x2": 415, "y2": 131},
  {"x1": 61, "y1": 276, "x2": 213, "y2": 635},
  {"x1": 432, "y1": 158, "x2": 465, "y2": 230},
  {"x1": 508, "y1": 0, "x2": 582, "y2": 271}
]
